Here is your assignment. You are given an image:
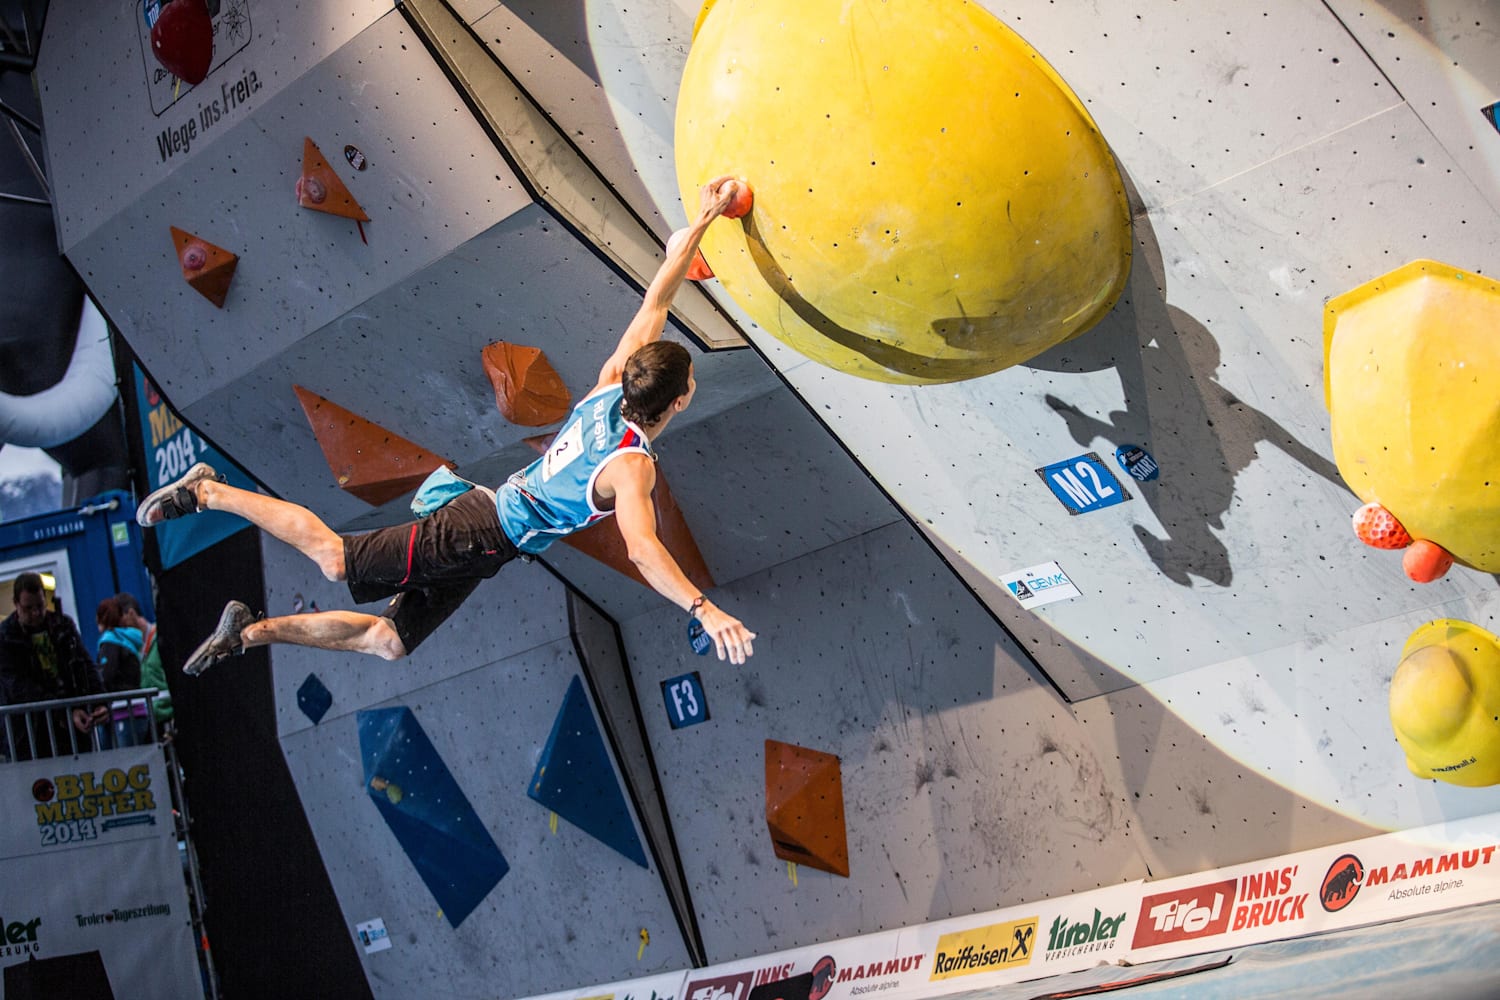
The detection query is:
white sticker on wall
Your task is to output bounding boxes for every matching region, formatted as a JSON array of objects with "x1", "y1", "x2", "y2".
[
  {"x1": 356, "y1": 917, "x2": 391, "y2": 954},
  {"x1": 1001, "y1": 561, "x2": 1082, "y2": 609}
]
